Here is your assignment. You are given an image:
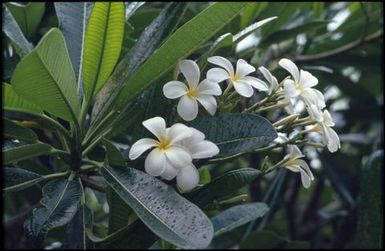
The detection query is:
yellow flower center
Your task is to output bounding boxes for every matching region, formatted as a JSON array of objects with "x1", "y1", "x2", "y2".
[
  {"x1": 294, "y1": 82, "x2": 302, "y2": 91},
  {"x1": 187, "y1": 88, "x2": 198, "y2": 98},
  {"x1": 230, "y1": 74, "x2": 240, "y2": 82},
  {"x1": 157, "y1": 138, "x2": 171, "y2": 150}
]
